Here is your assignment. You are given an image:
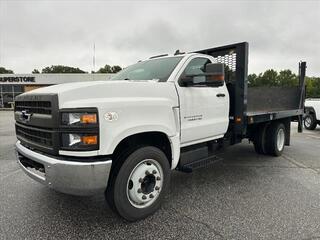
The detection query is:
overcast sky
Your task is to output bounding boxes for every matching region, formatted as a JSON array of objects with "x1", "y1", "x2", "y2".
[{"x1": 0, "y1": 0, "x2": 319, "y2": 76}]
